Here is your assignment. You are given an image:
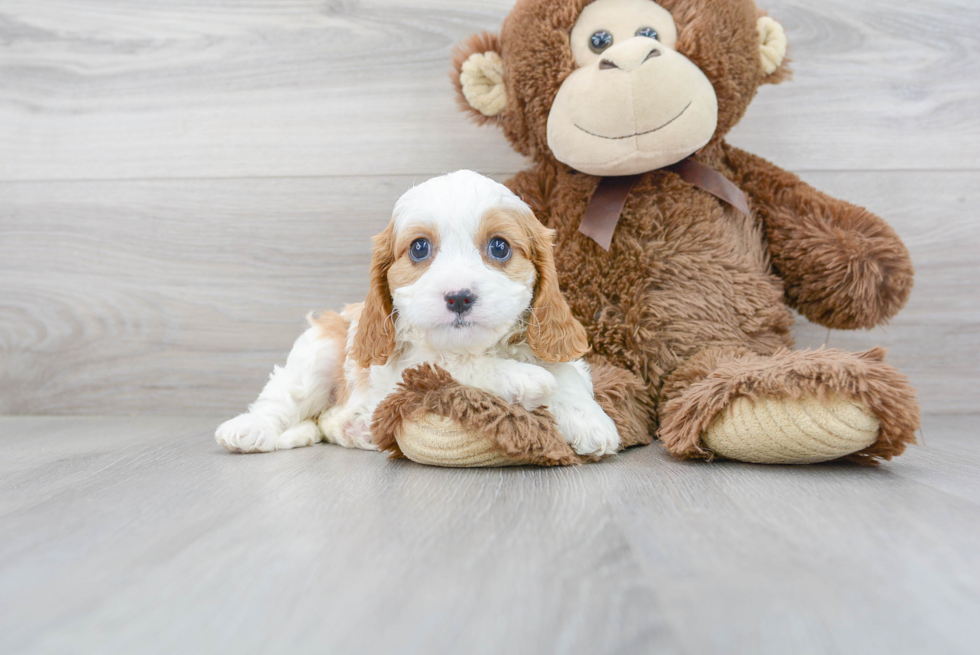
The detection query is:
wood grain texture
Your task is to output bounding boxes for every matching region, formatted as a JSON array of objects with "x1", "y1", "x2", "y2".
[
  {"x1": 0, "y1": 415, "x2": 978, "y2": 654},
  {"x1": 0, "y1": 0, "x2": 978, "y2": 181},
  {"x1": 1, "y1": 171, "x2": 976, "y2": 415}
]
